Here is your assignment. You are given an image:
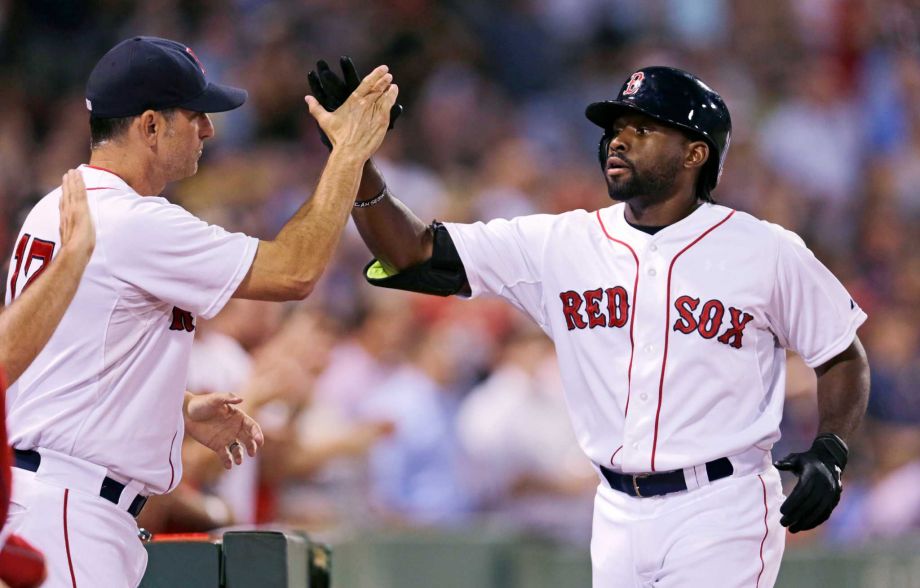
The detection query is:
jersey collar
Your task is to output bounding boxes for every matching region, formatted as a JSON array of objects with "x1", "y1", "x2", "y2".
[
  {"x1": 79, "y1": 164, "x2": 136, "y2": 194},
  {"x1": 600, "y1": 201, "x2": 733, "y2": 245}
]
